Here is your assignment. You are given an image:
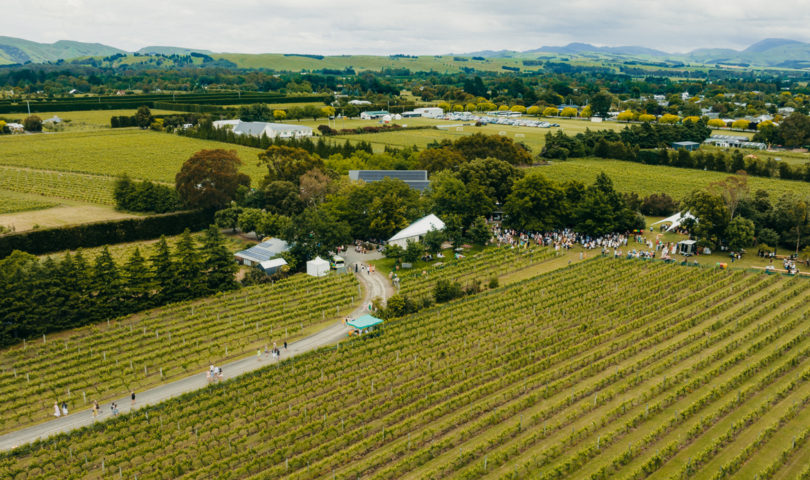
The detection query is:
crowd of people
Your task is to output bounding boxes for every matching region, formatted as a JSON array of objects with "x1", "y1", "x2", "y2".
[{"x1": 257, "y1": 342, "x2": 286, "y2": 361}]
